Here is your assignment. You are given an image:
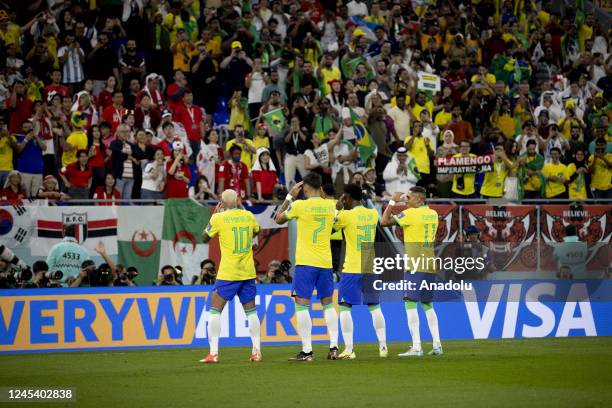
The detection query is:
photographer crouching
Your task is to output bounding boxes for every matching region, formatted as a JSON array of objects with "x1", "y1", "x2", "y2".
[
  {"x1": 259, "y1": 260, "x2": 293, "y2": 284},
  {"x1": 194, "y1": 259, "x2": 217, "y2": 285},
  {"x1": 156, "y1": 265, "x2": 183, "y2": 286},
  {"x1": 69, "y1": 242, "x2": 124, "y2": 287},
  {"x1": 0, "y1": 245, "x2": 32, "y2": 288}
]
